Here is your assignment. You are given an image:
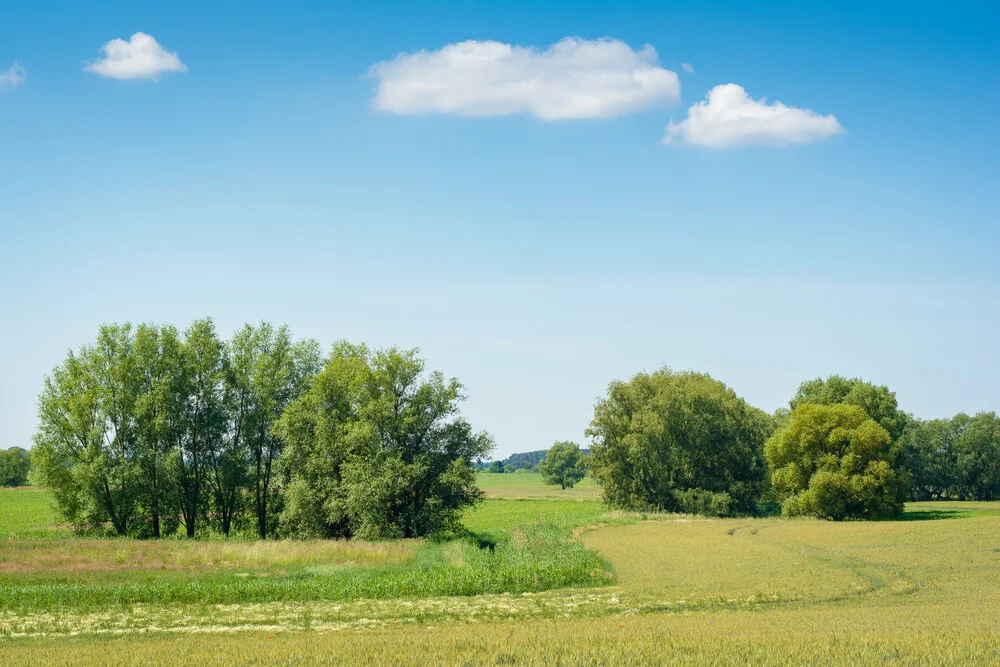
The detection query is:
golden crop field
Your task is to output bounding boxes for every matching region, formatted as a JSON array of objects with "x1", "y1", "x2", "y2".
[{"x1": 2, "y1": 485, "x2": 1000, "y2": 665}]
